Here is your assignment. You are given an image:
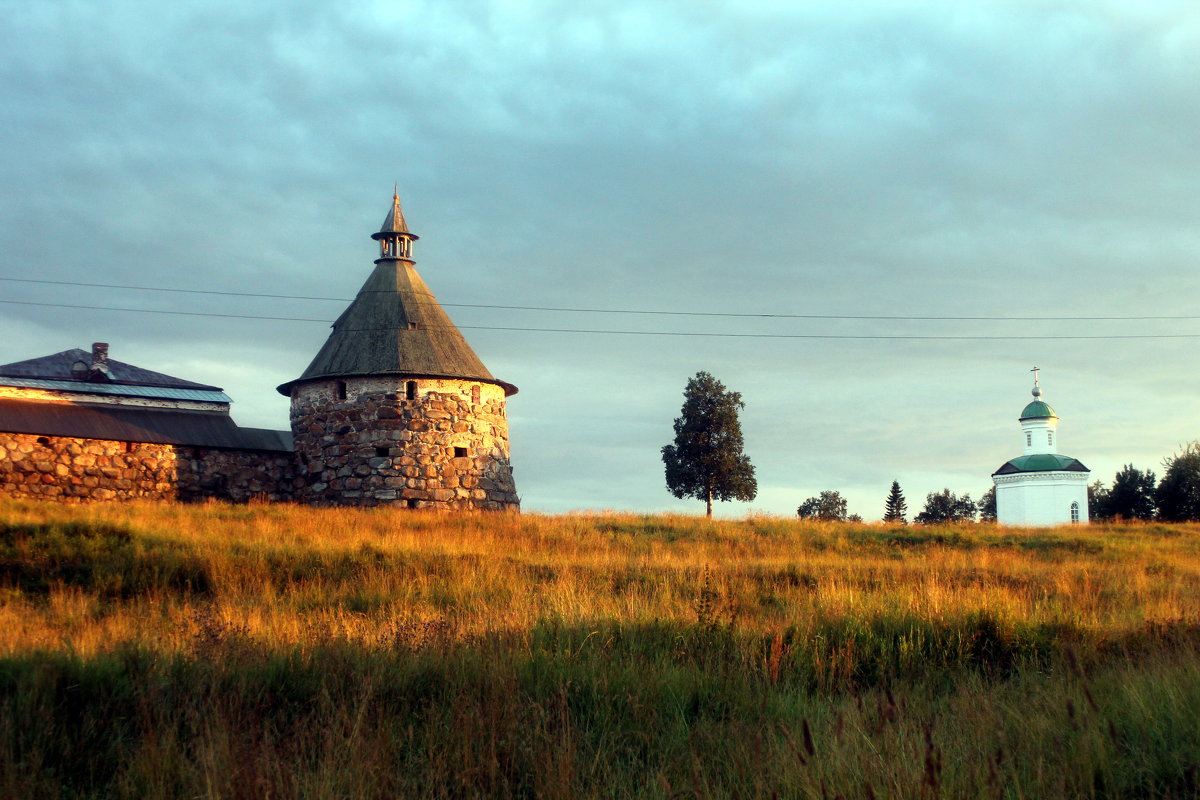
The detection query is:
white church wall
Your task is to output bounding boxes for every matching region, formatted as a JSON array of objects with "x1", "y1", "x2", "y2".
[{"x1": 995, "y1": 472, "x2": 1089, "y2": 526}]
